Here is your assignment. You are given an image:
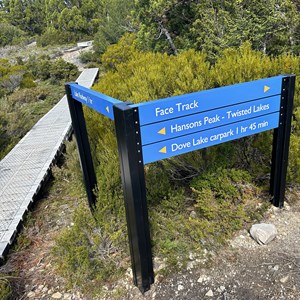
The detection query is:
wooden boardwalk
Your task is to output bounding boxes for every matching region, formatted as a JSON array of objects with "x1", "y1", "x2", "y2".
[{"x1": 0, "y1": 68, "x2": 99, "y2": 260}]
